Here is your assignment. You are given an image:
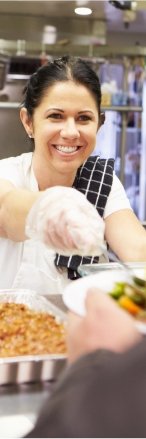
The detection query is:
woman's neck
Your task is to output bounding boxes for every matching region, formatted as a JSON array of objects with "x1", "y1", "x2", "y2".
[{"x1": 32, "y1": 155, "x2": 77, "y2": 191}]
